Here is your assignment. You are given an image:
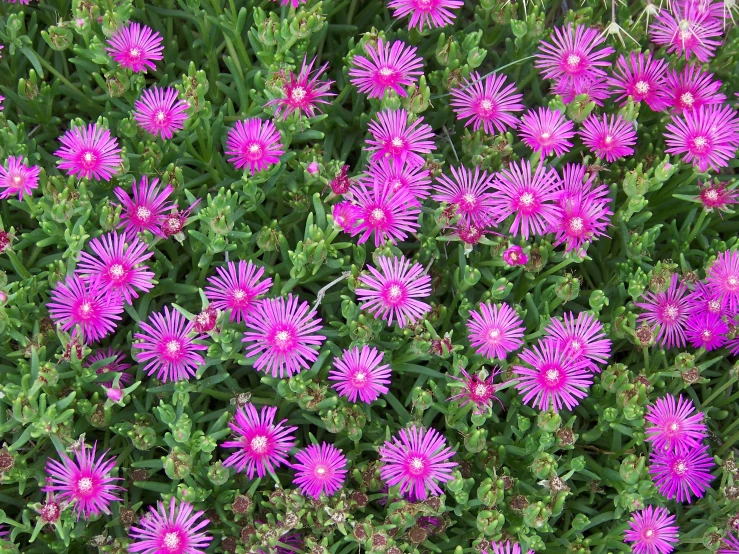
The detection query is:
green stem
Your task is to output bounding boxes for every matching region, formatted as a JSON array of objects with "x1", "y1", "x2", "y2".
[{"x1": 686, "y1": 209, "x2": 708, "y2": 244}]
